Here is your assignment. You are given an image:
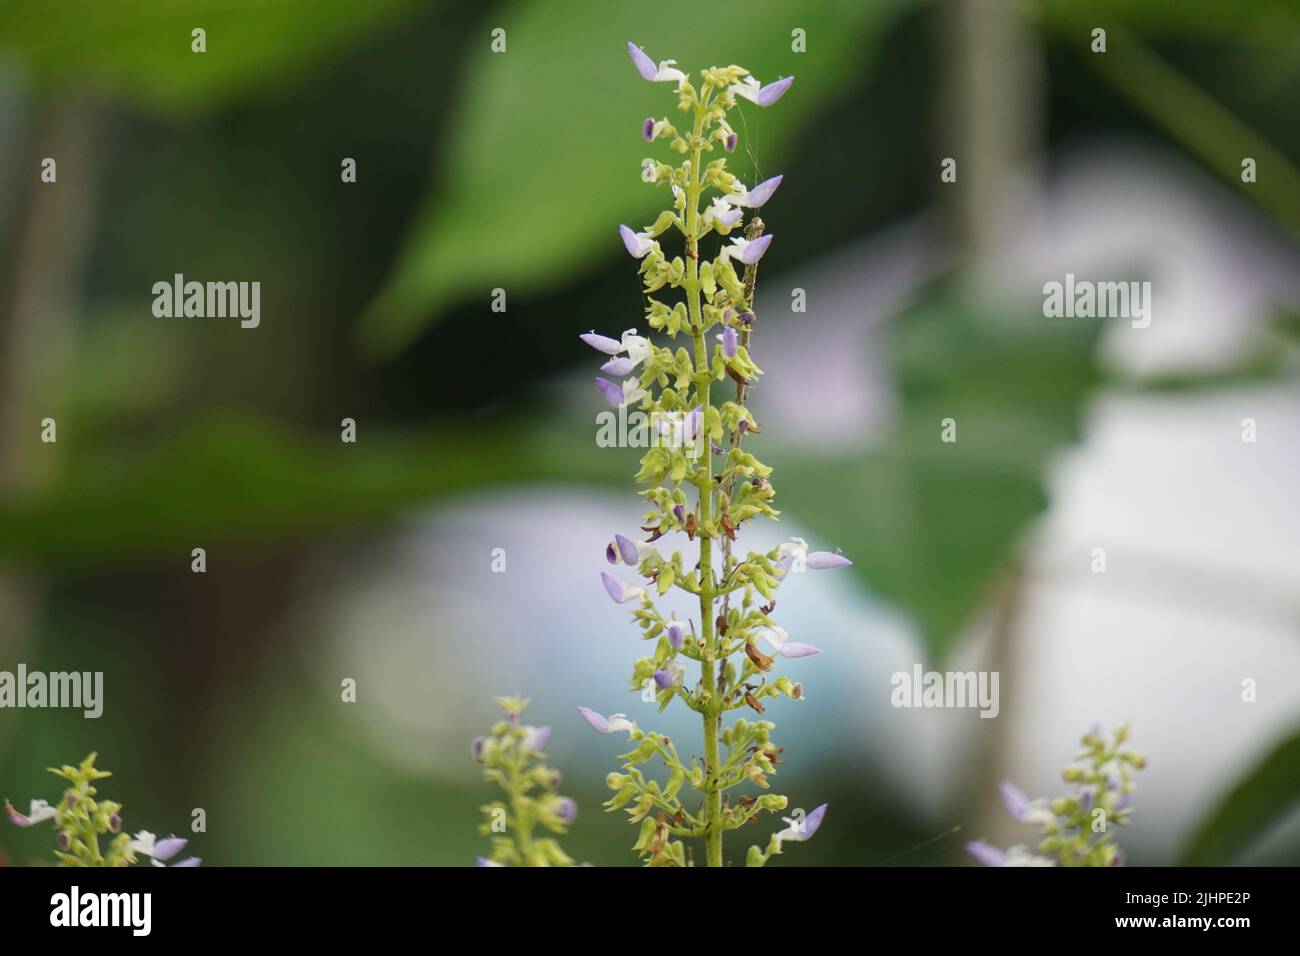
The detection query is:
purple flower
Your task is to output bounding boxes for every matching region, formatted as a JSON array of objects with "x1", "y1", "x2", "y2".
[
  {"x1": 806, "y1": 550, "x2": 852, "y2": 570},
  {"x1": 522, "y1": 725, "x2": 552, "y2": 752},
  {"x1": 595, "y1": 377, "x2": 624, "y2": 407},
  {"x1": 170, "y1": 857, "x2": 202, "y2": 868},
  {"x1": 731, "y1": 74, "x2": 795, "y2": 107},
  {"x1": 665, "y1": 617, "x2": 686, "y2": 648},
  {"x1": 720, "y1": 326, "x2": 738, "y2": 358},
  {"x1": 739, "y1": 311, "x2": 755, "y2": 327},
  {"x1": 966, "y1": 840, "x2": 1007, "y2": 867},
  {"x1": 777, "y1": 641, "x2": 821, "y2": 659},
  {"x1": 731, "y1": 174, "x2": 783, "y2": 208},
  {"x1": 642, "y1": 117, "x2": 655, "y2": 140},
  {"x1": 614, "y1": 534, "x2": 639, "y2": 565},
  {"x1": 600, "y1": 571, "x2": 644, "y2": 604},
  {"x1": 152, "y1": 836, "x2": 188, "y2": 862},
  {"x1": 619, "y1": 224, "x2": 654, "y2": 259},
  {"x1": 471, "y1": 737, "x2": 487, "y2": 762},
  {"x1": 653, "y1": 668, "x2": 675, "y2": 690},
  {"x1": 6, "y1": 799, "x2": 56, "y2": 827},
  {"x1": 577, "y1": 706, "x2": 634, "y2": 735},
  {"x1": 601, "y1": 356, "x2": 636, "y2": 377},
  {"x1": 554, "y1": 796, "x2": 578, "y2": 825},
  {"x1": 57, "y1": 833, "x2": 69, "y2": 849},
  {"x1": 776, "y1": 802, "x2": 827, "y2": 843},
  {"x1": 999, "y1": 781, "x2": 1031, "y2": 821},
  {"x1": 605, "y1": 542, "x2": 618, "y2": 564},
  {"x1": 476, "y1": 856, "x2": 504, "y2": 867},
  {"x1": 627, "y1": 42, "x2": 685, "y2": 84},
  {"x1": 725, "y1": 132, "x2": 737, "y2": 152},
  {"x1": 672, "y1": 504, "x2": 686, "y2": 524},
  {"x1": 108, "y1": 814, "x2": 121, "y2": 833},
  {"x1": 724, "y1": 234, "x2": 773, "y2": 265},
  {"x1": 580, "y1": 331, "x2": 623, "y2": 355}
]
